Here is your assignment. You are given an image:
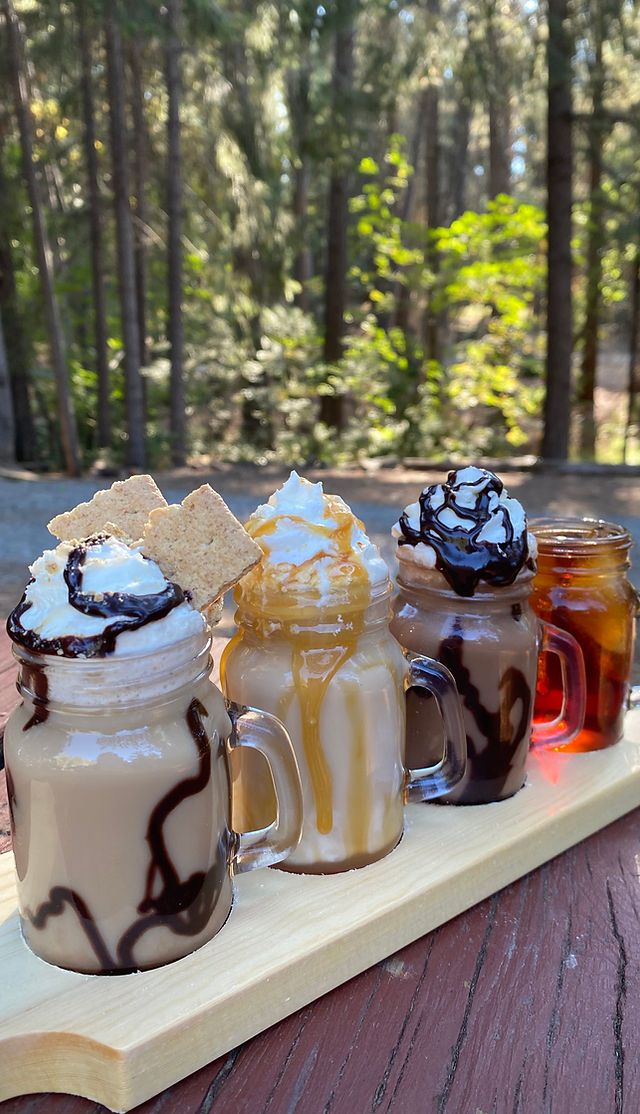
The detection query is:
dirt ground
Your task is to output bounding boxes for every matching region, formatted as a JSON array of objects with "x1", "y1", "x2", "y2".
[{"x1": 1, "y1": 461, "x2": 640, "y2": 622}]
